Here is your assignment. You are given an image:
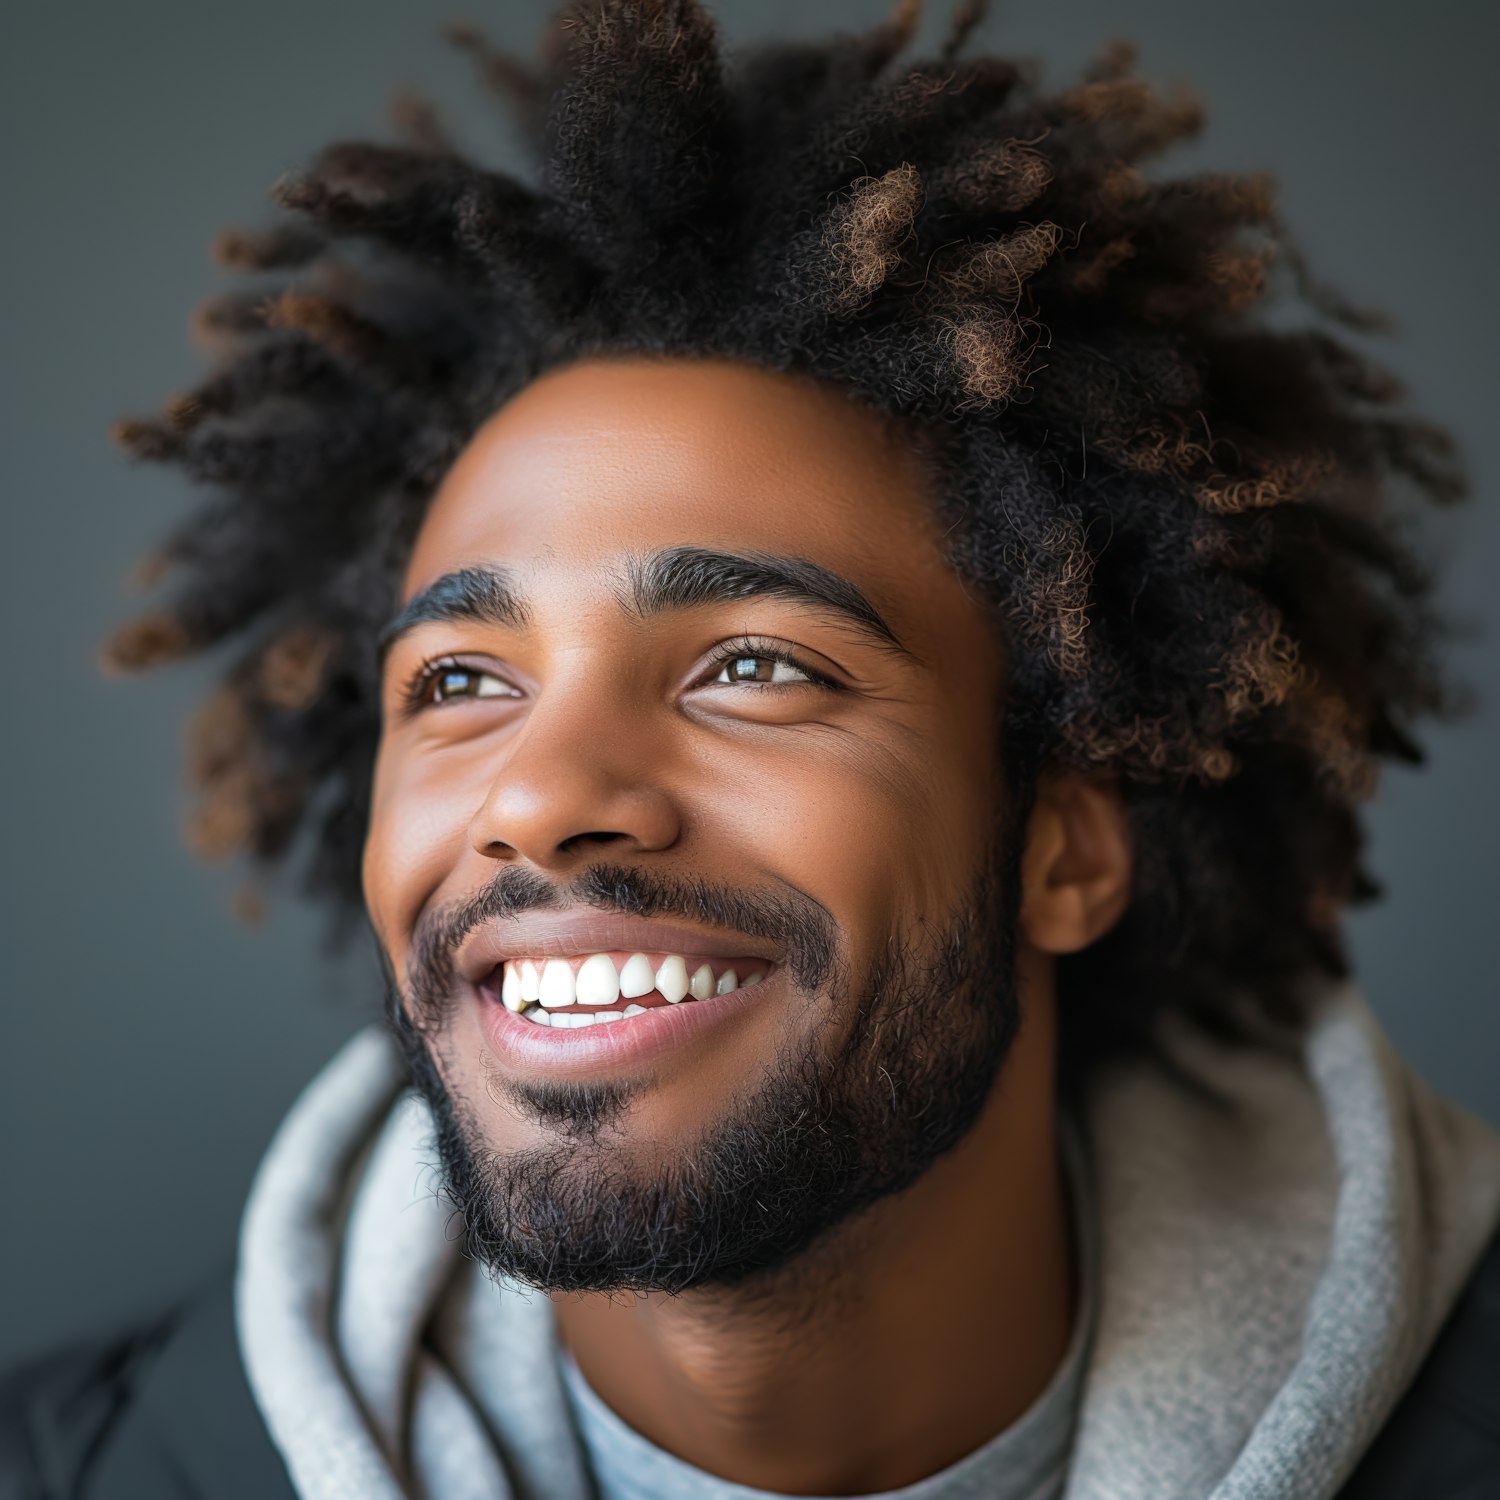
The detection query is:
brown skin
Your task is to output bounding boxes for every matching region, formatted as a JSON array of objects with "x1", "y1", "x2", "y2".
[{"x1": 364, "y1": 357, "x2": 1133, "y2": 1494}]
